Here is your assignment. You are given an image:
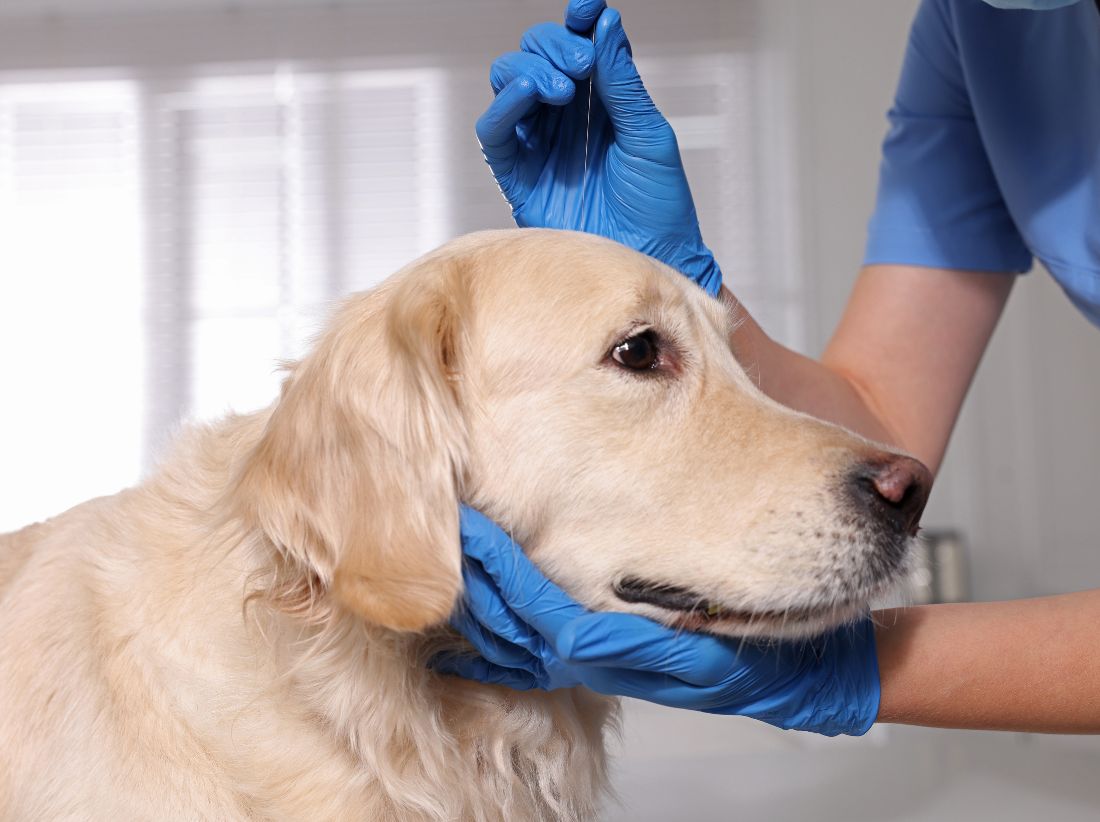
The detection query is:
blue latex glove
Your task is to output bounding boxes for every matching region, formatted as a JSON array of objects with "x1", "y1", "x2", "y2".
[
  {"x1": 476, "y1": 0, "x2": 722, "y2": 296},
  {"x1": 440, "y1": 507, "x2": 882, "y2": 737}
]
